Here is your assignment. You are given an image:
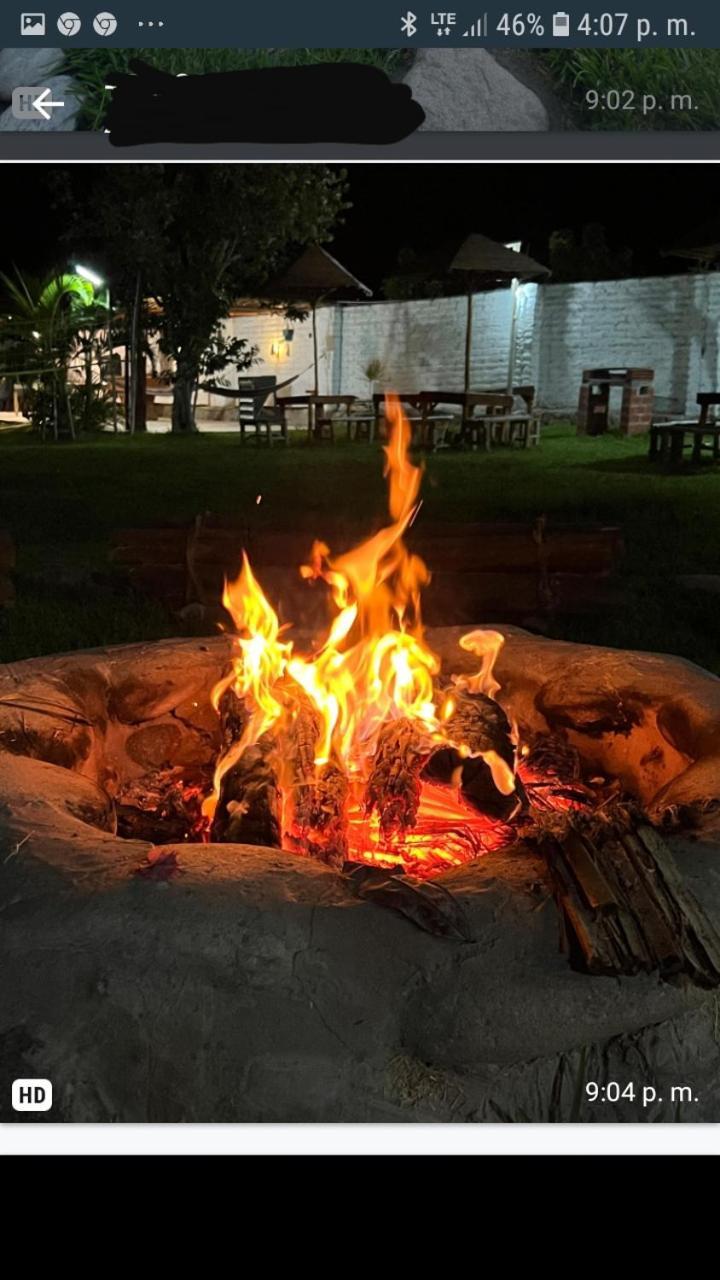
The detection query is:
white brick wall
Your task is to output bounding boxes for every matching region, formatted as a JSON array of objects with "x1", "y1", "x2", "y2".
[{"x1": 218, "y1": 272, "x2": 720, "y2": 416}]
